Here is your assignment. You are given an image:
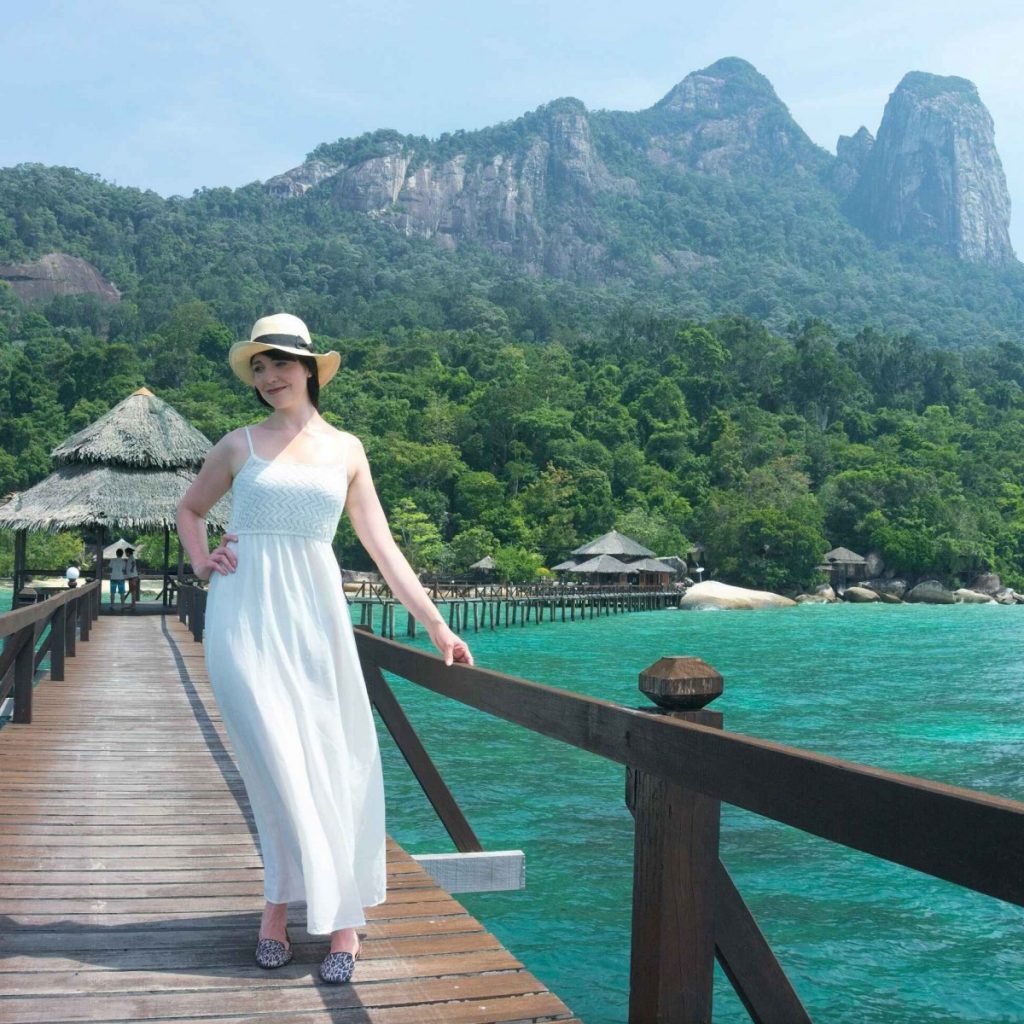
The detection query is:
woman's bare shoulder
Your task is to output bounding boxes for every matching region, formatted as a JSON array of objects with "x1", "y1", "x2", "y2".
[{"x1": 210, "y1": 427, "x2": 251, "y2": 474}]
